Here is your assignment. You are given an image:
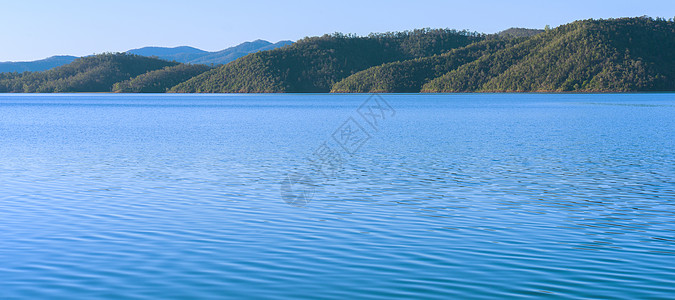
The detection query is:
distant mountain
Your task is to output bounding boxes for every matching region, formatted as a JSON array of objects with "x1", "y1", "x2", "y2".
[
  {"x1": 0, "y1": 55, "x2": 78, "y2": 73},
  {"x1": 171, "y1": 29, "x2": 483, "y2": 93},
  {"x1": 126, "y1": 46, "x2": 207, "y2": 56},
  {"x1": 257, "y1": 40, "x2": 294, "y2": 51},
  {"x1": 0, "y1": 40, "x2": 293, "y2": 75},
  {"x1": 0, "y1": 53, "x2": 178, "y2": 92},
  {"x1": 126, "y1": 40, "x2": 294, "y2": 65},
  {"x1": 126, "y1": 46, "x2": 208, "y2": 63},
  {"x1": 188, "y1": 40, "x2": 294, "y2": 65}
]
